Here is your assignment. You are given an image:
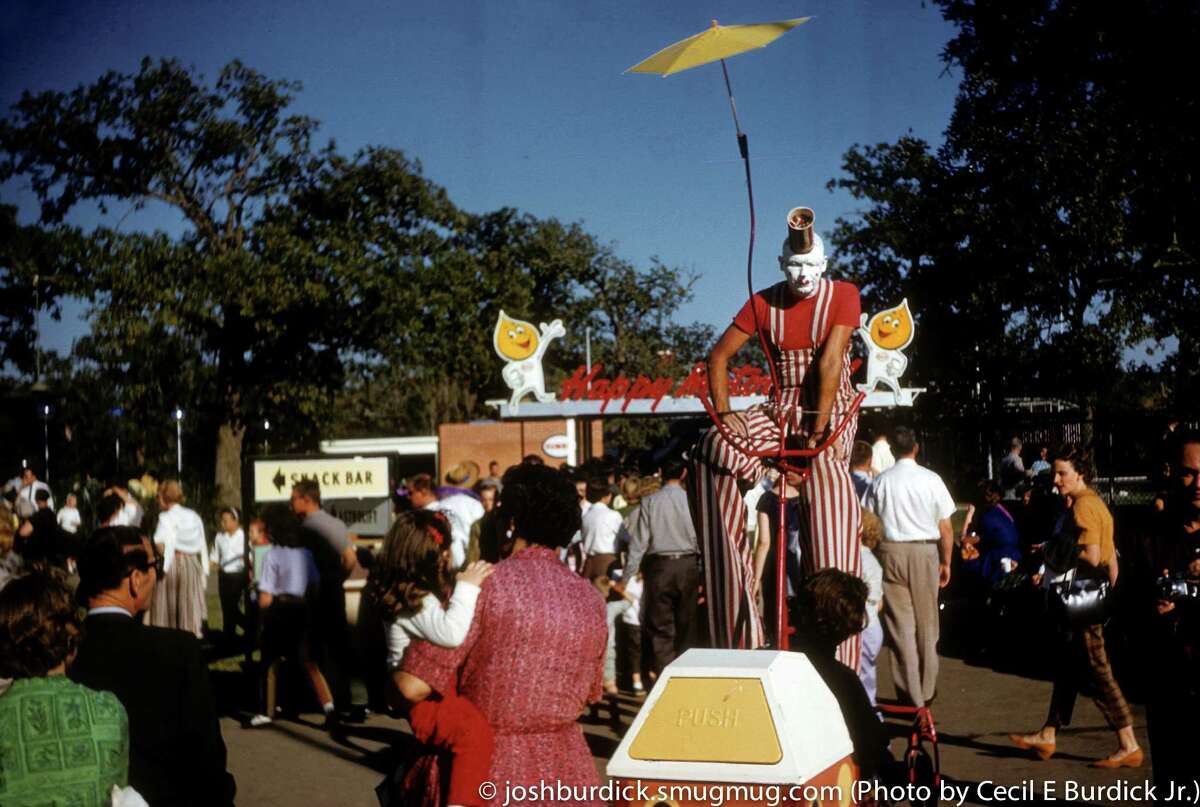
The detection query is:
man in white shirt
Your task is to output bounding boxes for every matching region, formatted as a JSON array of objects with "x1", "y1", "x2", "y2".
[
  {"x1": 580, "y1": 478, "x2": 628, "y2": 581},
  {"x1": 863, "y1": 426, "x2": 955, "y2": 708},
  {"x1": 15, "y1": 468, "x2": 52, "y2": 519},
  {"x1": 56, "y1": 492, "x2": 82, "y2": 534},
  {"x1": 409, "y1": 473, "x2": 482, "y2": 571},
  {"x1": 581, "y1": 476, "x2": 632, "y2": 693},
  {"x1": 213, "y1": 507, "x2": 247, "y2": 648}
]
